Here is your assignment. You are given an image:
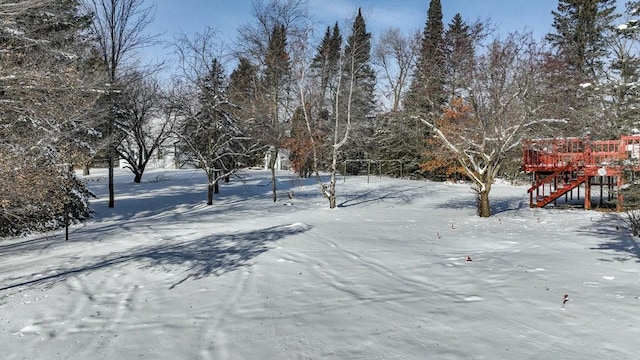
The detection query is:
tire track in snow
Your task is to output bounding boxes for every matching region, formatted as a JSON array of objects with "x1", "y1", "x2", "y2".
[
  {"x1": 198, "y1": 266, "x2": 252, "y2": 360},
  {"x1": 47, "y1": 272, "x2": 146, "y2": 357},
  {"x1": 273, "y1": 236, "x2": 436, "y2": 316}
]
